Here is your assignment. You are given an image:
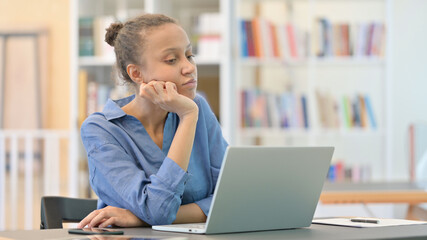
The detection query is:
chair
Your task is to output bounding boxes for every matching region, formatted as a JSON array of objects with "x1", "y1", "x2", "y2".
[{"x1": 40, "y1": 196, "x2": 98, "y2": 229}]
